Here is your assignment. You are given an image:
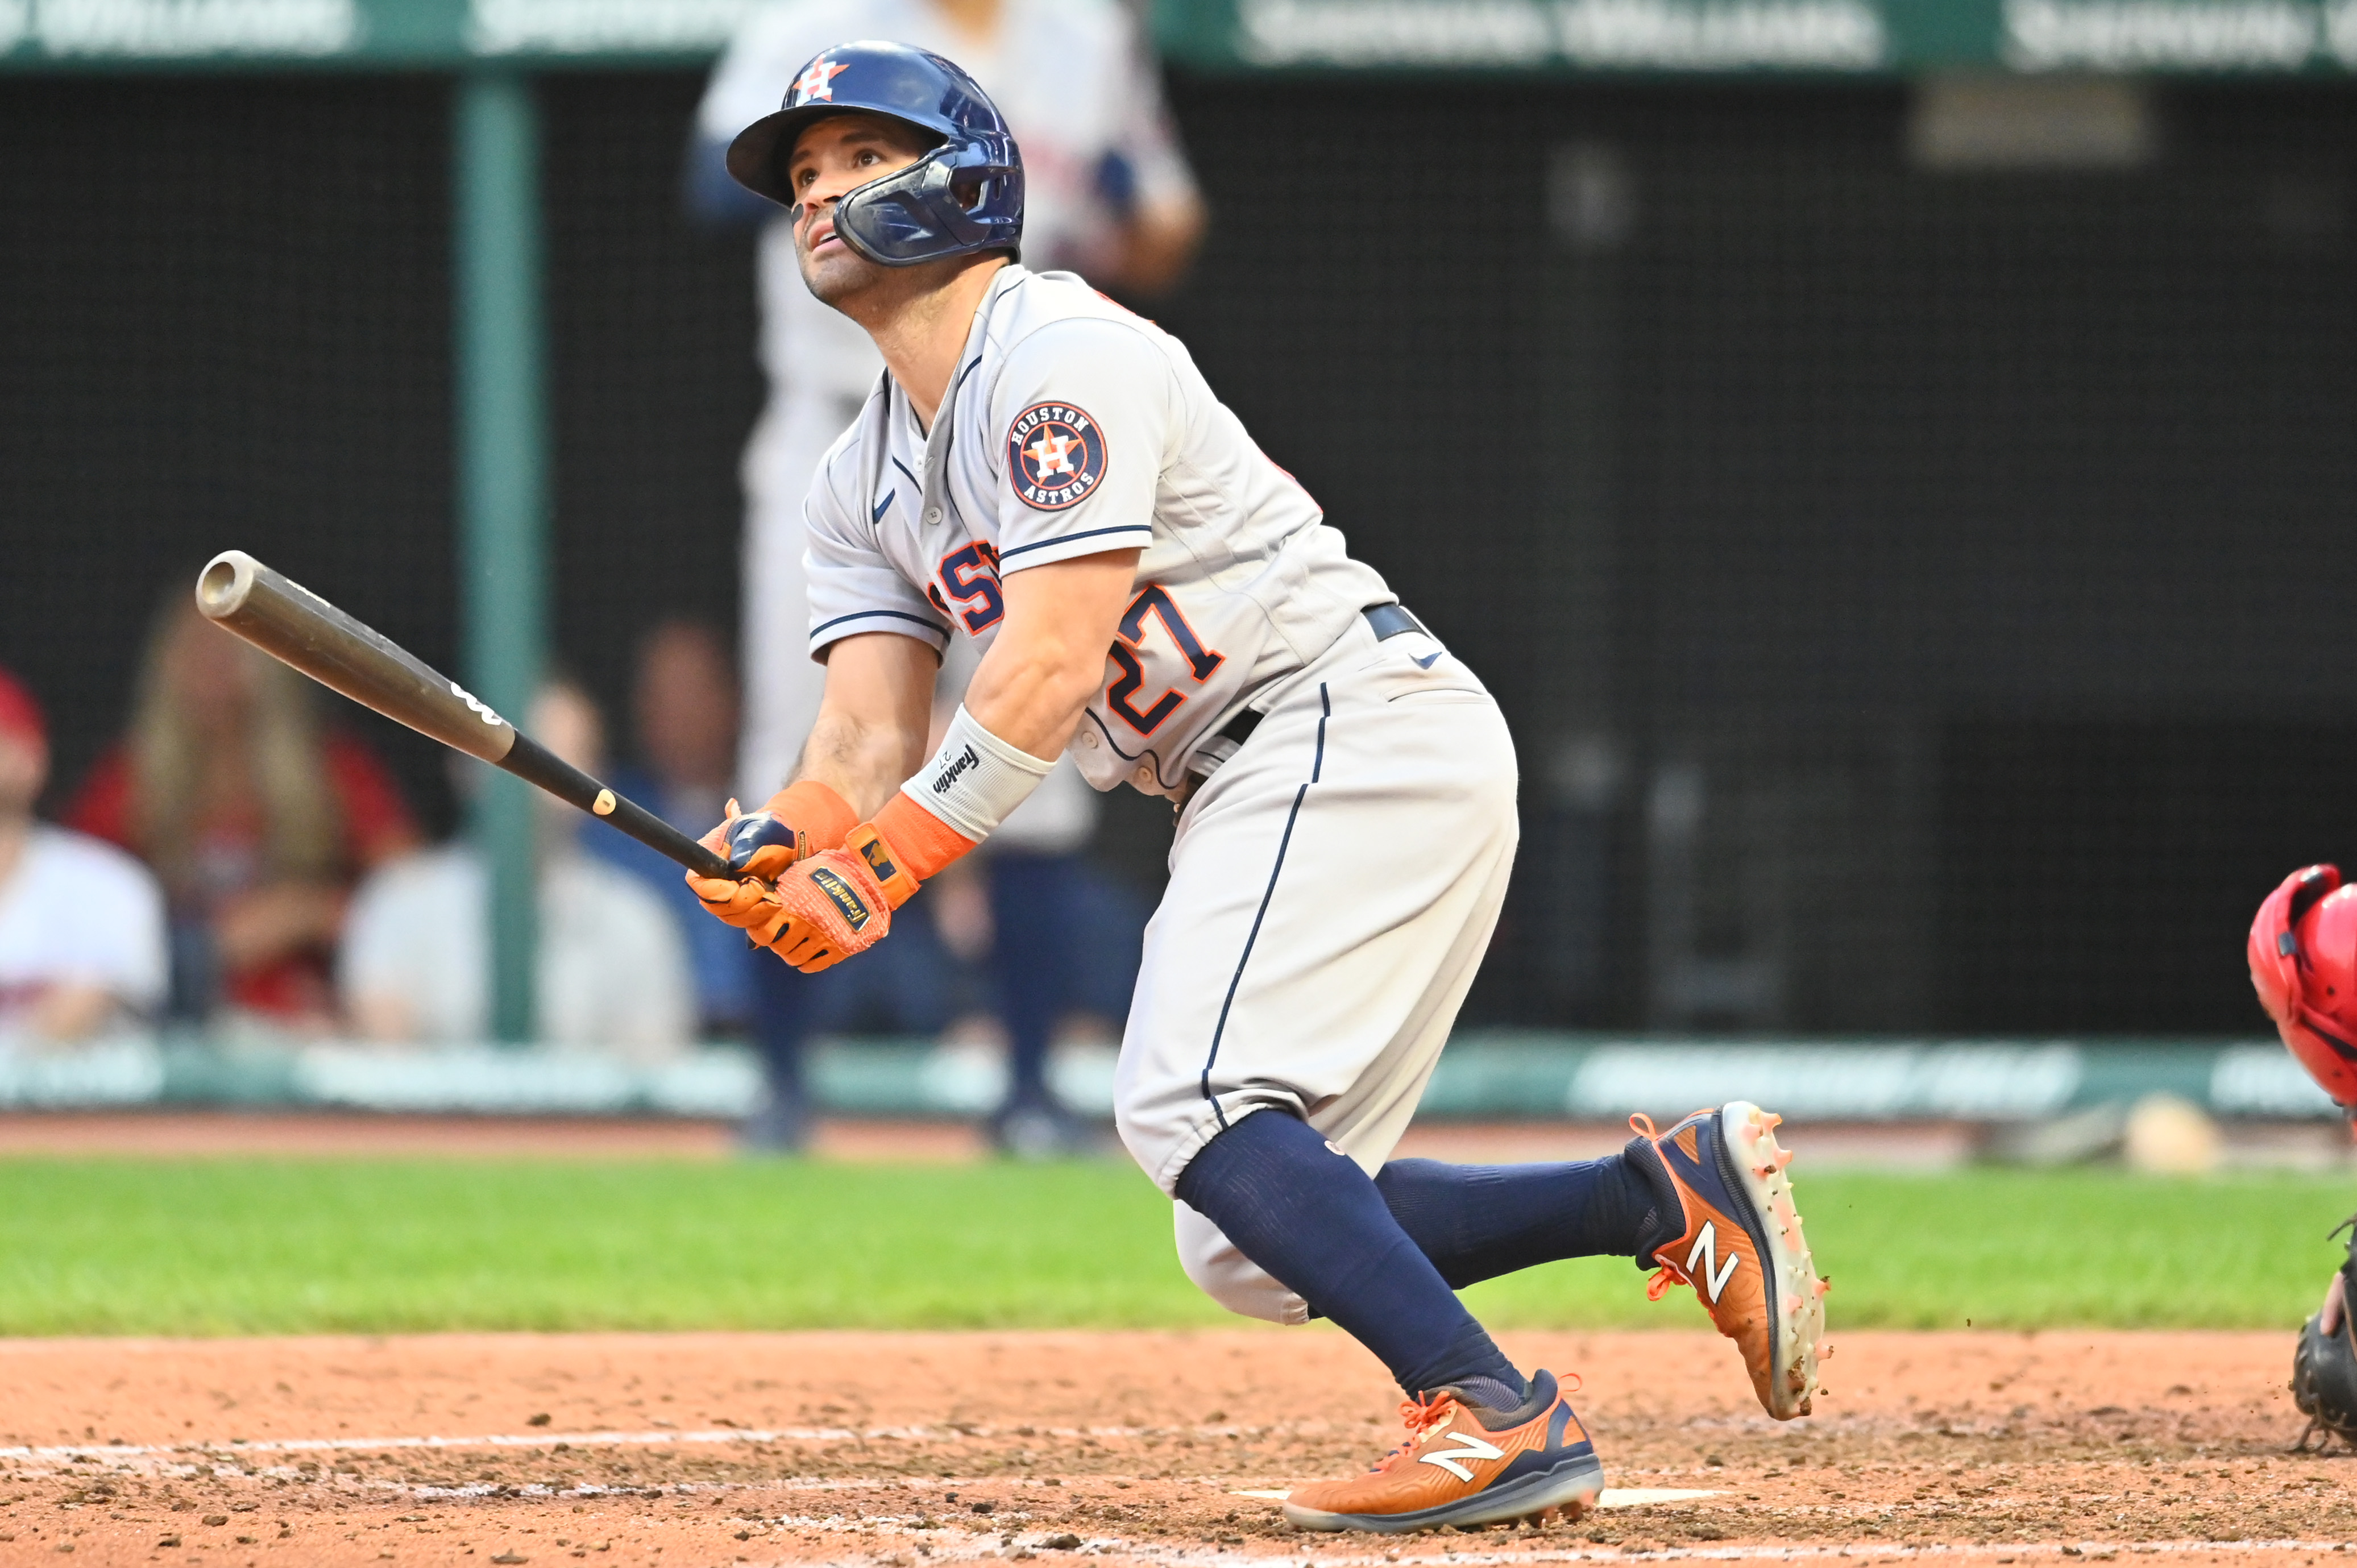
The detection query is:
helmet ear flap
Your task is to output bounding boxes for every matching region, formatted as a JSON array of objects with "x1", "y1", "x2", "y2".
[
  {"x1": 833, "y1": 152, "x2": 959, "y2": 264},
  {"x1": 2253, "y1": 864, "x2": 2341, "y2": 1026},
  {"x1": 2251, "y1": 865, "x2": 2357, "y2": 1109},
  {"x1": 833, "y1": 138, "x2": 1023, "y2": 267}
]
